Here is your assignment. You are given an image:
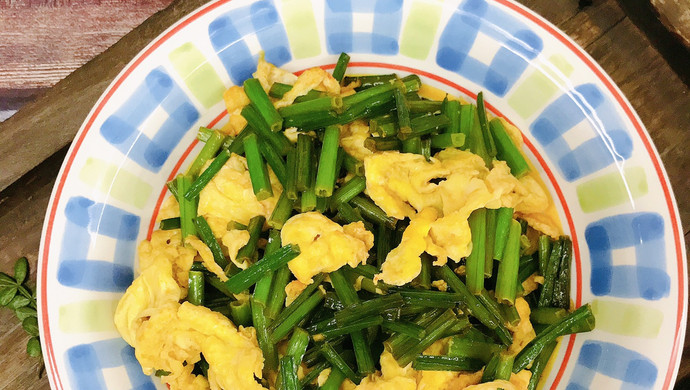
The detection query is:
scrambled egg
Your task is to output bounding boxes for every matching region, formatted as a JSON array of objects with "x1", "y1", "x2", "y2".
[
  {"x1": 186, "y1": 235, "x2": 228, "y2": 281},
  {"x1": 522, "y1": 274, "x2": 544, "y2": 296},
  {"x1": 507, "y1": 297, "x2": 536, "y2": 355},
  {"x1": 341, "y1": 120, "x2": 374, "y2": 162},
  {"x1": 375, "y1": 208, "x2": 438, "y2": 286},
  {"x1": 221, "y1": 86, "x2": 250, "y2": 136},
  {"x1": 340, "y1": 348, "x2": 530, "y2": 390},
  {"x1": 253, "y1": 55, "x2": 298, "y2": 92},
  {"x1": 281, "y1": 212, "x2": 374, "y2": 284},
  {"x1": 420, "y1": 371, "x2": 483, "y2": 390},
  {"x1": 284, "y1": 280, "x2": 308, "y2": 306},
  {"x1": 156, "y1": 194, "x2": 181, "y2": 221},
  {"x1": 221, "y1": 56, "x2": 296, "y2": 135},
  {"x1": 354, "y1": 351, "x2": 418, "y2": 390},
  {"x1": 366, "y1": 150, "x2": 559, "y2": 285},
  {"x1": 431, "y1": 280, "x2": 448, "y2": 291},
  {"x1": 135, "y1": 302, "x2": 264, "y2": 390},
  {"x1": 465, "y1": 371, "x2": 532, "y2": 390},
  {"x1": 198, "y1": 153, "x2": 281, "y2": 228},
  {"x1": 221, "y1": 229, "x2": 251, "y2": 269},
  {"x1": 114, "y1": 232, "x2": 185, "y2": 345},
  {"x1": 115, "y1": 229, "x2": 266, "y2": 390},
  {"x1": 274, "y1": 67, "x2": 340, "y2": 108}
]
